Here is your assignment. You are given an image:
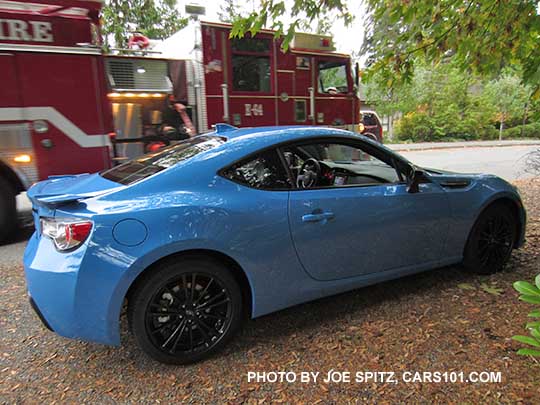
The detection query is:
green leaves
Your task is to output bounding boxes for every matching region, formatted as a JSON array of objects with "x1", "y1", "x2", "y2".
[
  {"x1": 513, "y1": 280, "x2": 540, "y2": 304},
  {"x1": 230, "y1": 0, "x2": 352, "y2": 51},
  {"x1": 512, "y1": 274, "x2": 540, "y2": 358},
  {"x1": 513, "y1": 335, "x2": 540, "y2": 348},
  {"x1": 513, "y1": 280, "x2": 540, "y2": 297}
]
